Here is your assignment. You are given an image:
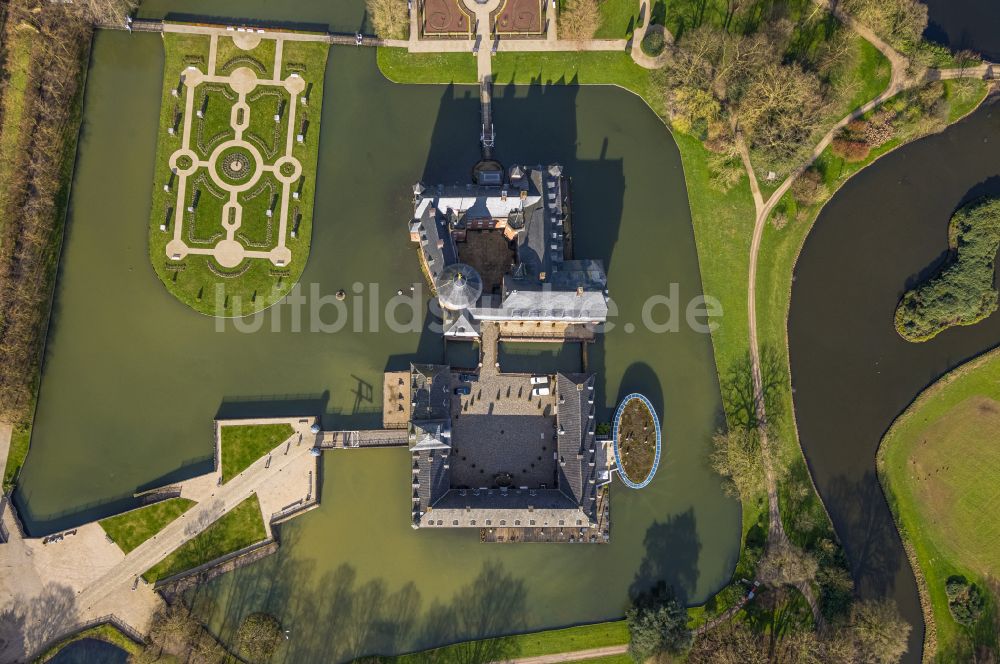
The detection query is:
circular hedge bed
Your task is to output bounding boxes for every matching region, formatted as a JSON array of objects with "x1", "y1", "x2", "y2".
[{"x1": 641, "y1": 28, "x2": 666, "y2": 57}]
